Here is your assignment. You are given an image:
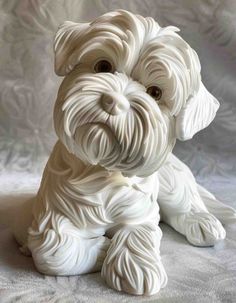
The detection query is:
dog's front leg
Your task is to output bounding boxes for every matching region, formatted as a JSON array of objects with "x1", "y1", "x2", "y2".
[
  {"x1": 28, "y1": 209, "x2": 111, "y2": 276},
  {"x1": 101, "y1": 222, "x2": 167, "y2": 295},
  {"x1": 158, "y1": 153, "x2": 226, "y2": 246}
]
